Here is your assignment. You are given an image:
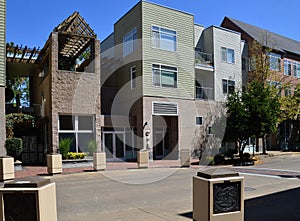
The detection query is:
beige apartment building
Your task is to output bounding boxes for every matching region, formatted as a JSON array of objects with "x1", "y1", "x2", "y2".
[{"x1": 101, "y1": 1, "x2": 243, "y2": 161}]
